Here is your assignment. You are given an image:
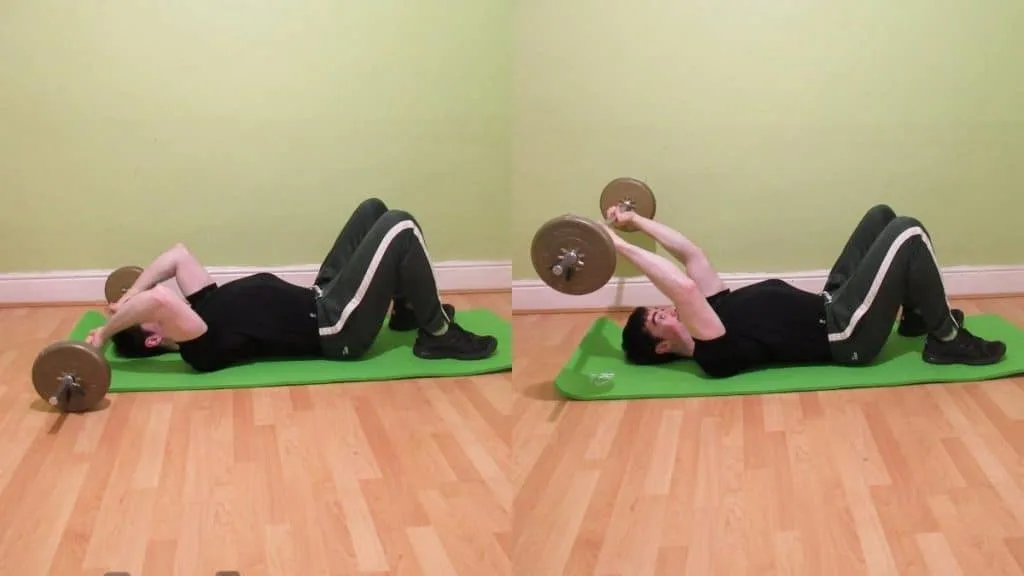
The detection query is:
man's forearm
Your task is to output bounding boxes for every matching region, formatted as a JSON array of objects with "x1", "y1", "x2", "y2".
[
  {"x1": 122, "y1": 245, "x2": 185, "y2": 300},
  {"x1": 101, "y1": 291, "x2": 162, "y2": 338},
  {"x1": 616, "y1": 236, "x2": 727, "y2": 340},
  {"x1": 631, "y1": 216, "x2": 704, "y2": 263},
  {"x1": 615, "y1": 241, "x2": 692, "y2": 302}
]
